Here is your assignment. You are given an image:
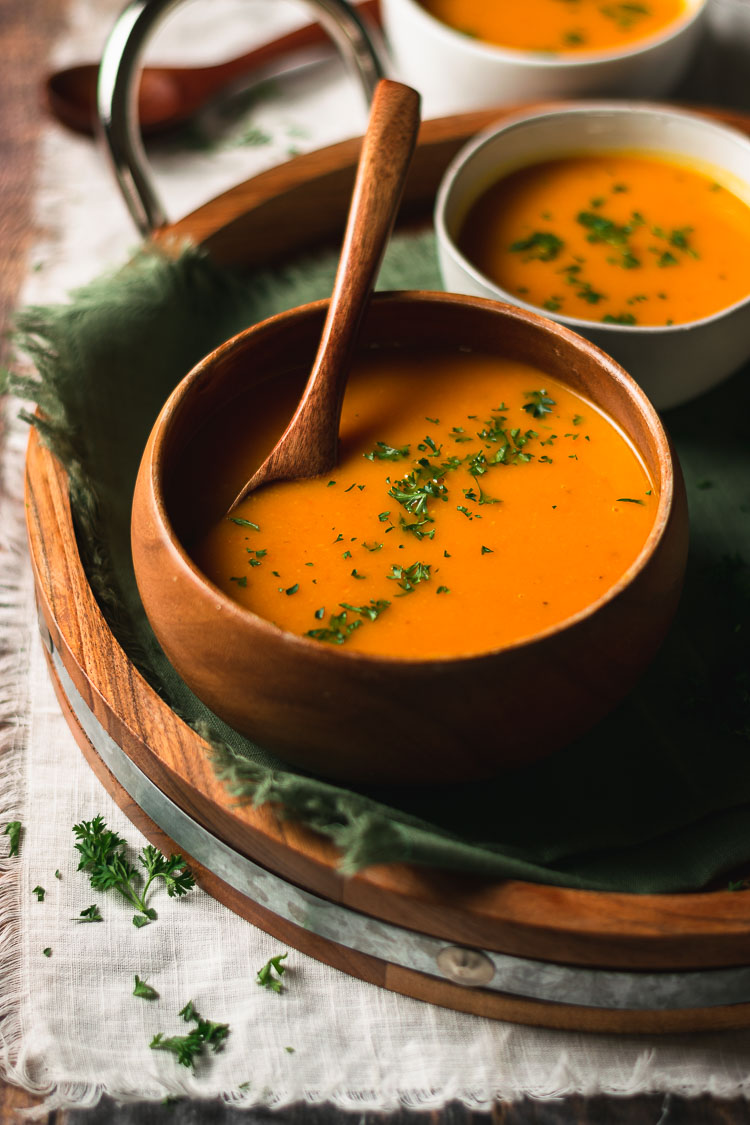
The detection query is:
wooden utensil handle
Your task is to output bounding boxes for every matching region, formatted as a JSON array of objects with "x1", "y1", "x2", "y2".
[{"x1": 261, "y1": 79, "x2": 421, "y2": 481}]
